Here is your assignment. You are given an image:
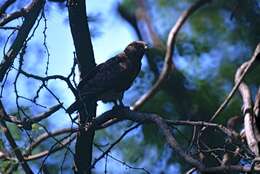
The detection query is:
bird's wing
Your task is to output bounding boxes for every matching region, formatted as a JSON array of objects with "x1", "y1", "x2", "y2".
[{"x1": 78, "y1": 53, "x2": 132, "y2": 97}]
